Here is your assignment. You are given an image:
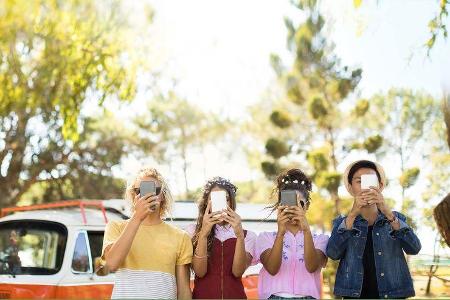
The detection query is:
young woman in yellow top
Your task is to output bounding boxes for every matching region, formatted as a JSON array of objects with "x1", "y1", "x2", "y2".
[{"x1": 102, "y1": 167, "x2": 192, "y2": 299}]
